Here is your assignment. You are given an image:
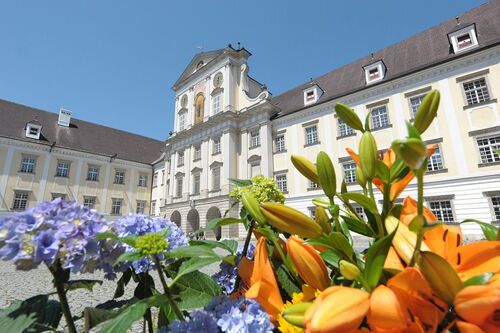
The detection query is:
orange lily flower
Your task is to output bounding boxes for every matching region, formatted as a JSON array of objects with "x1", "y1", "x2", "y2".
[
  {"x1": 304, "y1": 286, "x2": 370, "y2": 333},
  {"x1": 367, "y1": 285, "x2": 408, "y2": 331},
  {"x1": 383, "y1": 246, "x2": 405, "y2": 272},
  {"x1": 287, "y1": 236, "x2": 330, "y2": 291},
  {"x1": 455, "y1": 241, "x2": 500, "y2": 281},
  {"x1": 346, "y1": 145, "x2": 437, "y2": 201},
  {"x1": 238, "y1": 236, "x2": 284, "y2": 322},
  {"x1": 454, "y1": 283, "x2": 500, "y2": 332}
]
